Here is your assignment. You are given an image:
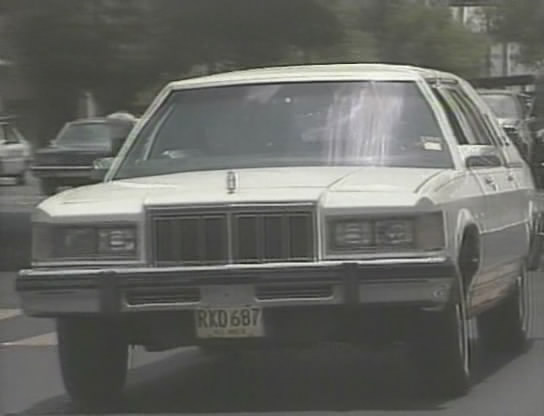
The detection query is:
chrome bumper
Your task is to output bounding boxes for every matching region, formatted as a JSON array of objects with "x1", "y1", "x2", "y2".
[
  {"x1": 31, "y1": 166, "x2": 92, "y2": 178},
  {"x1": 16, "y1": 260, "x2": 457, "y2": 317}
]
